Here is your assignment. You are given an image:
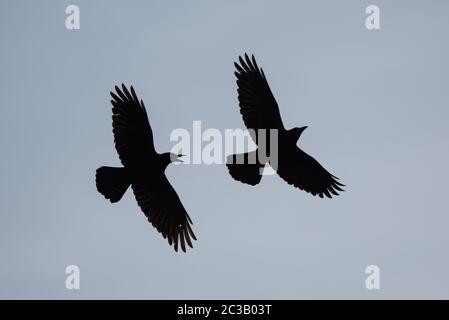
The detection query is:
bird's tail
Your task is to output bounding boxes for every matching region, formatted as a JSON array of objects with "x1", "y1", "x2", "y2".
[
  {"x1": 95, "y1": 166, "x2": 130, "y2": 203},
  {"x1": 226, "y1": 150, "x2": 266, "y2": 186}
]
